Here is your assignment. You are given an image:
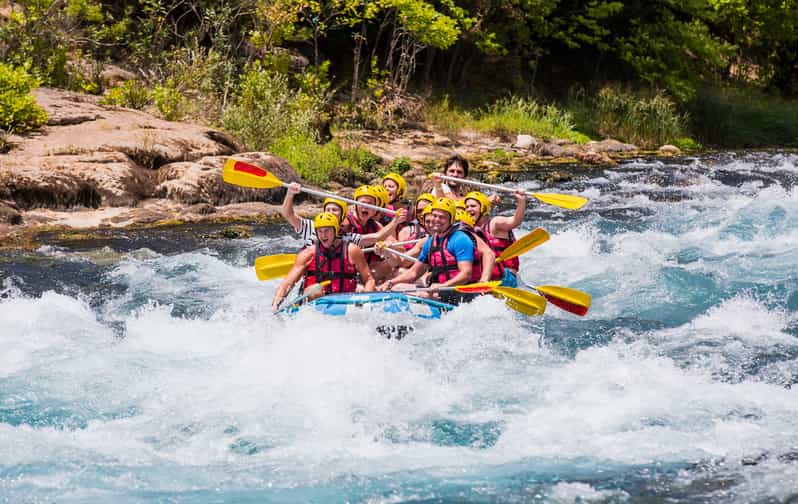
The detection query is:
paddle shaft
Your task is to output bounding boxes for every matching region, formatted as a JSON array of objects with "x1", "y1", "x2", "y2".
[
  {"x1": 289, "y1": 183, "x2": 396, "y2": 216},
  {"x1": 380, "y1": 247, "x2": 419, "y2": 263},
  {"x1": 437, "y1": 174, "x2": 528, "y2": 197},
  {"x1": 361, "y1": 238, "x2": 423, "y2": 253}
]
